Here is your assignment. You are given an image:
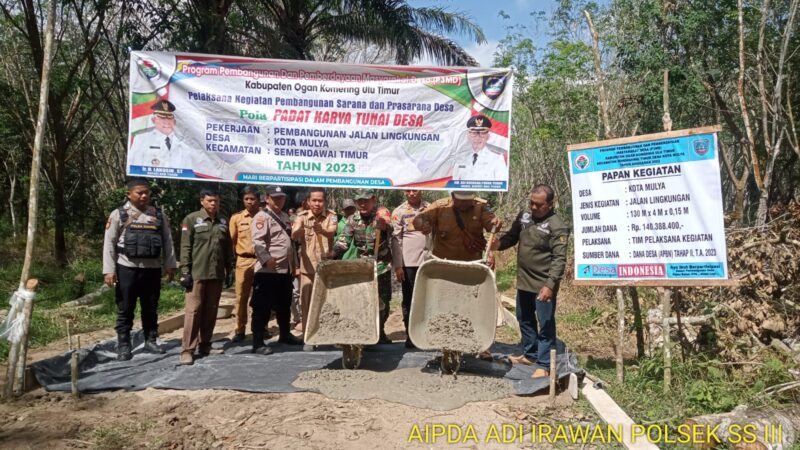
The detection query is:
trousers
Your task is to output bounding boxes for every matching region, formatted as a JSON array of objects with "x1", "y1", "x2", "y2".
[{"x1": 115, "y1": 264, "x2": 161, "y2": 335}]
